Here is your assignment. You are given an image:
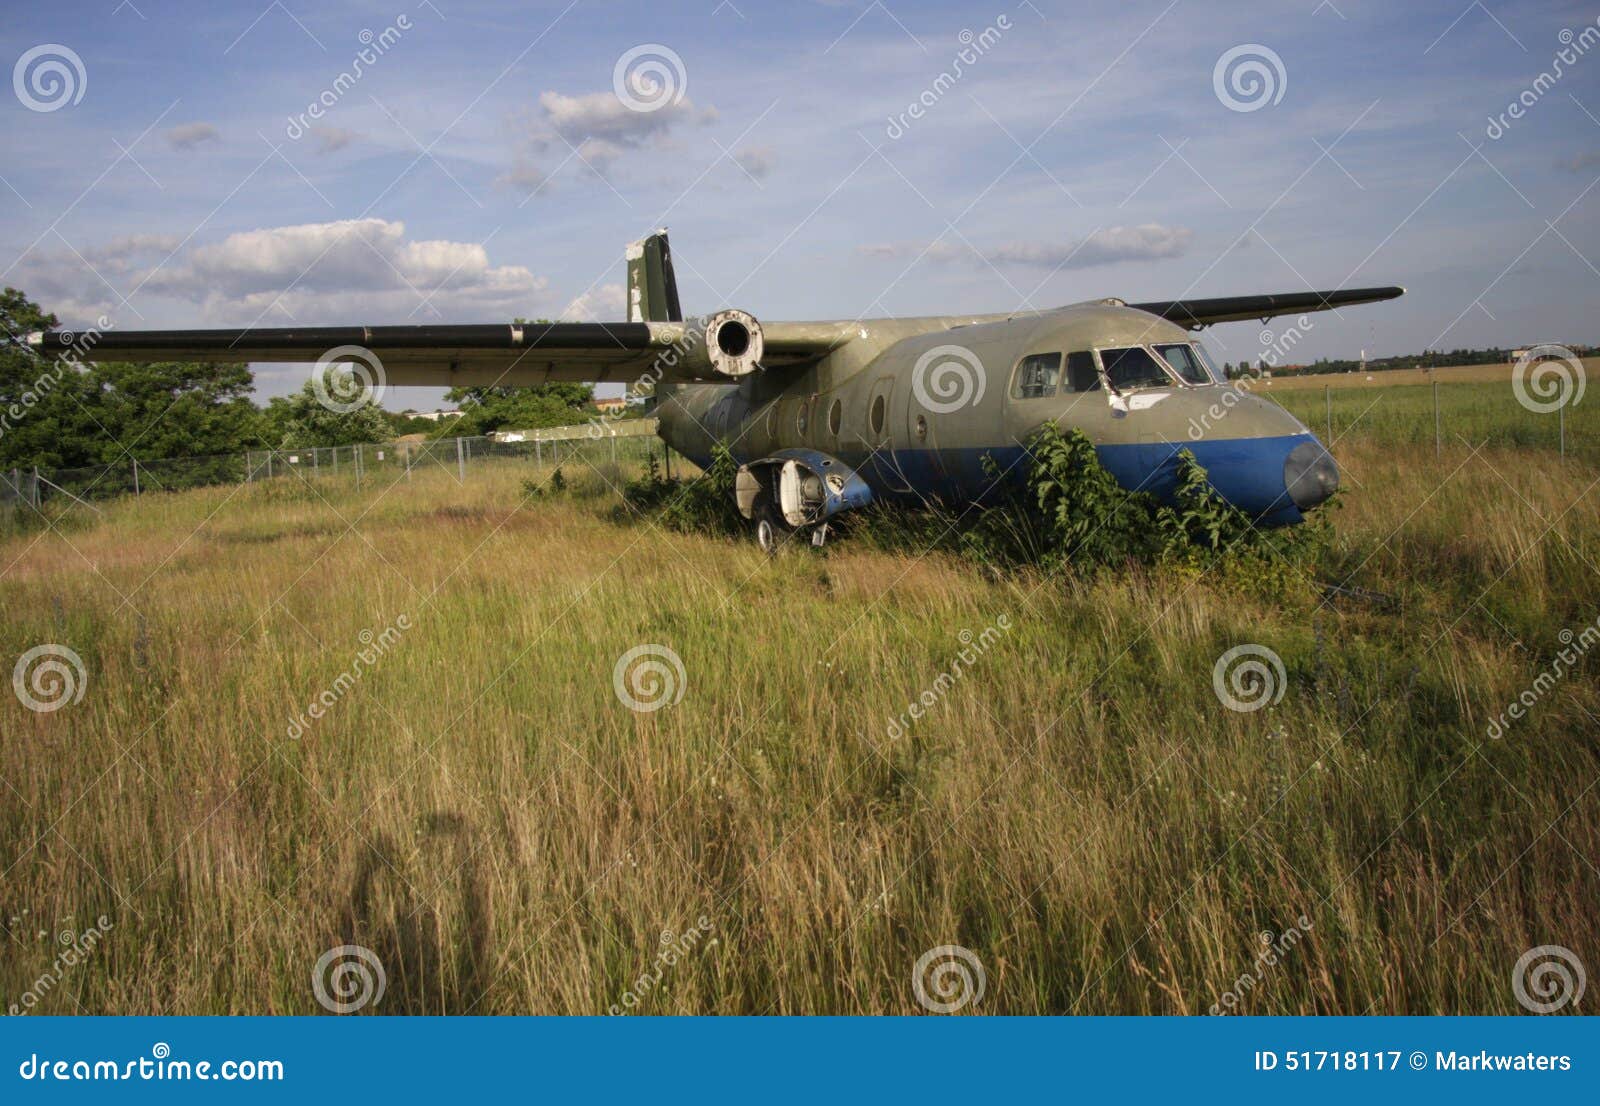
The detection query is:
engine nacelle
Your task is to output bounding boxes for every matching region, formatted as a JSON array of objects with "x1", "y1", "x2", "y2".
[
  {"x1": 736, "y1": 449, "x2": 873, "y2": 529},
  {"x1": 672, "y1": 309, "x2": 763, "y2": 380}
]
